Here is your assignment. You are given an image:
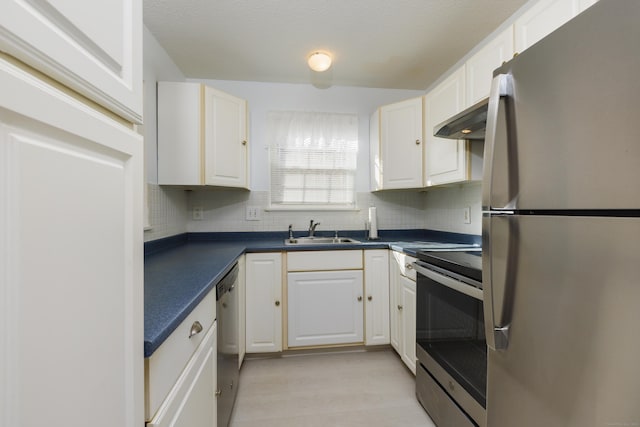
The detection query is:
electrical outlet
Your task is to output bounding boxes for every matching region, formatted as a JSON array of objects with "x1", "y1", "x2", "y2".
[
  {"x1": 463, "y1": 207, "x2": 471, "y2": 224},
  {"x1": 193, "y1": 207, "x2": 204, "y2": 220},
  {"x1": 245, "y1": 206, "x2": 261, "y2": 221}
]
